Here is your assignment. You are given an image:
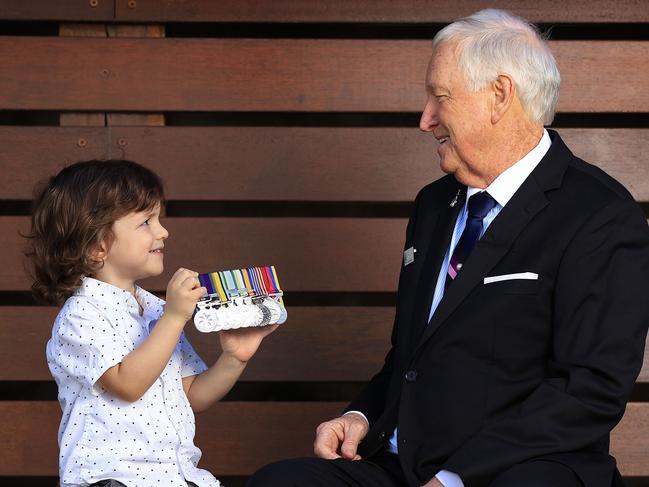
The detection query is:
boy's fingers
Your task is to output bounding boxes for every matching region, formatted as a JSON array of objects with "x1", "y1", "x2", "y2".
[
  {"x1": 180, "y1": 275, "x2": 202, "y2": 289},
  {"x1": 191, "y1": 286, "x2": 207, "y2": 298},
  {"x1": 173, "y1": 268, "x2": 197, "y2": 277},
  {"x1": 168, "y1": 267, "x2": 188, "y2": 285}
]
